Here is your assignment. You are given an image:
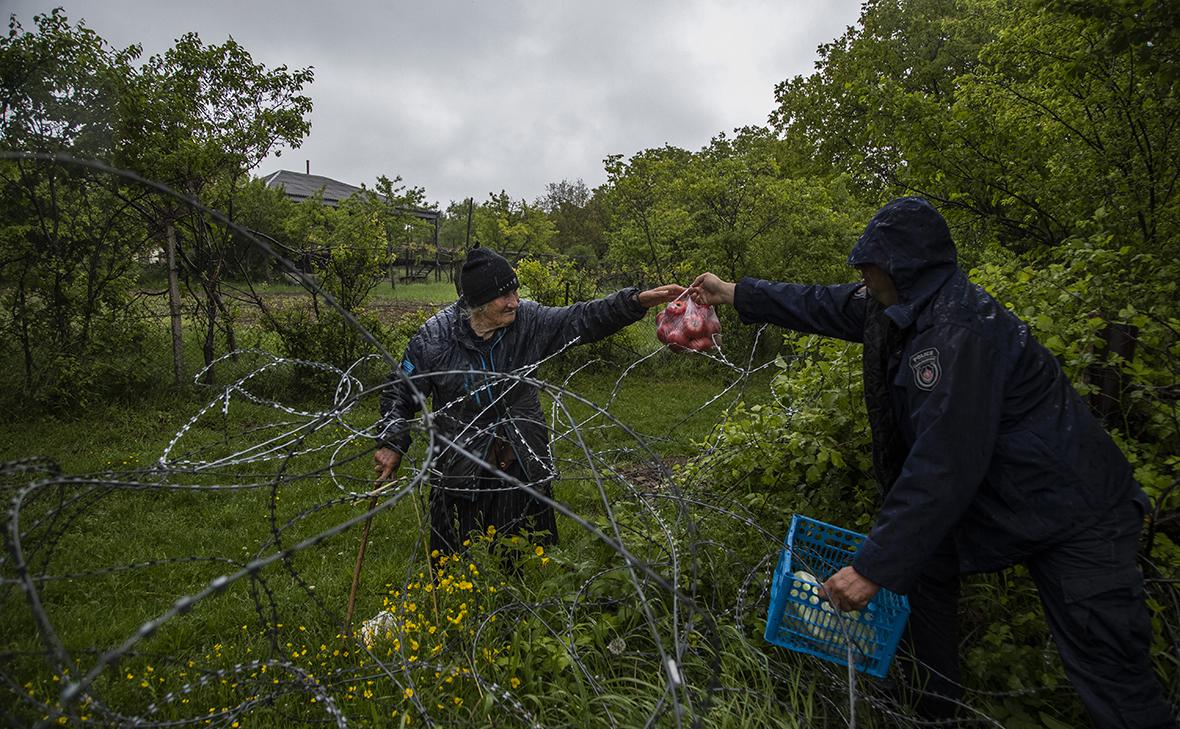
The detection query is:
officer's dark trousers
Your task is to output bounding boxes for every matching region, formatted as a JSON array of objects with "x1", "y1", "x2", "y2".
[{"x1": 905, "y1": 499, "x2": 1176, "y2": 728}]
